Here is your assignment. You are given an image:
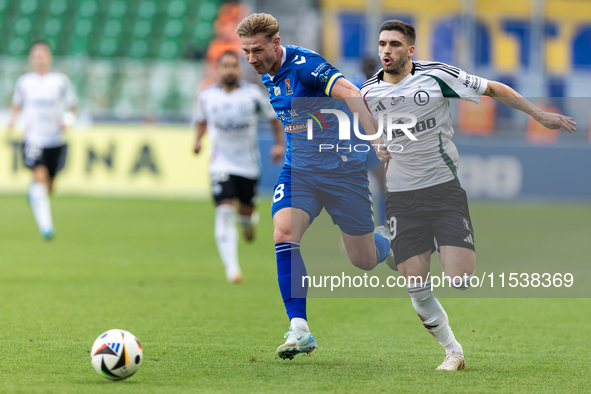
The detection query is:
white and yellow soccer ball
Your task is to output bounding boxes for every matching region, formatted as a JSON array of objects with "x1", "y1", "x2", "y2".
[{"x1": 91, "y1": 329, "x2": 143, "y2": 380}]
